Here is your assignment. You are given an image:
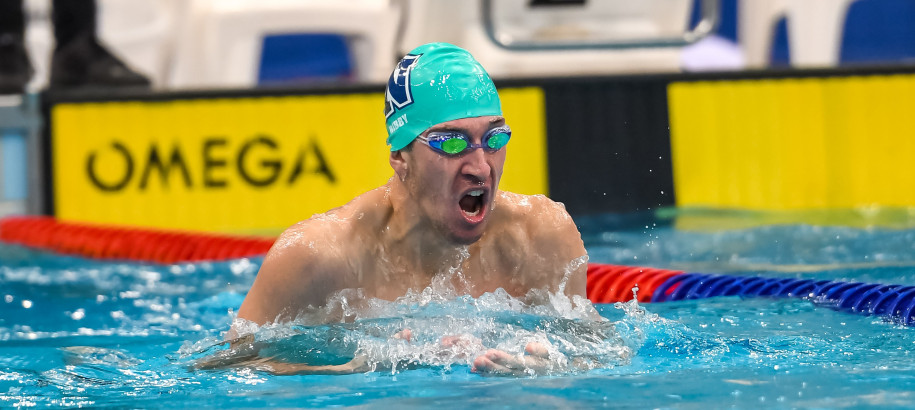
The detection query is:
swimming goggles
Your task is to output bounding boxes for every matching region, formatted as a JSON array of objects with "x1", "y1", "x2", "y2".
[{"x1": 416, "y1": 125, "x2": 511, "y2": 156}]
